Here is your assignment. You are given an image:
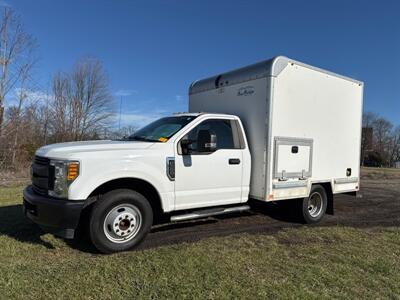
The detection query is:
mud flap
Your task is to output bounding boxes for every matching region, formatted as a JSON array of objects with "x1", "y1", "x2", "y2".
[{"x1": 326, "y1": 193, "x2": 334, "y2": 215}]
